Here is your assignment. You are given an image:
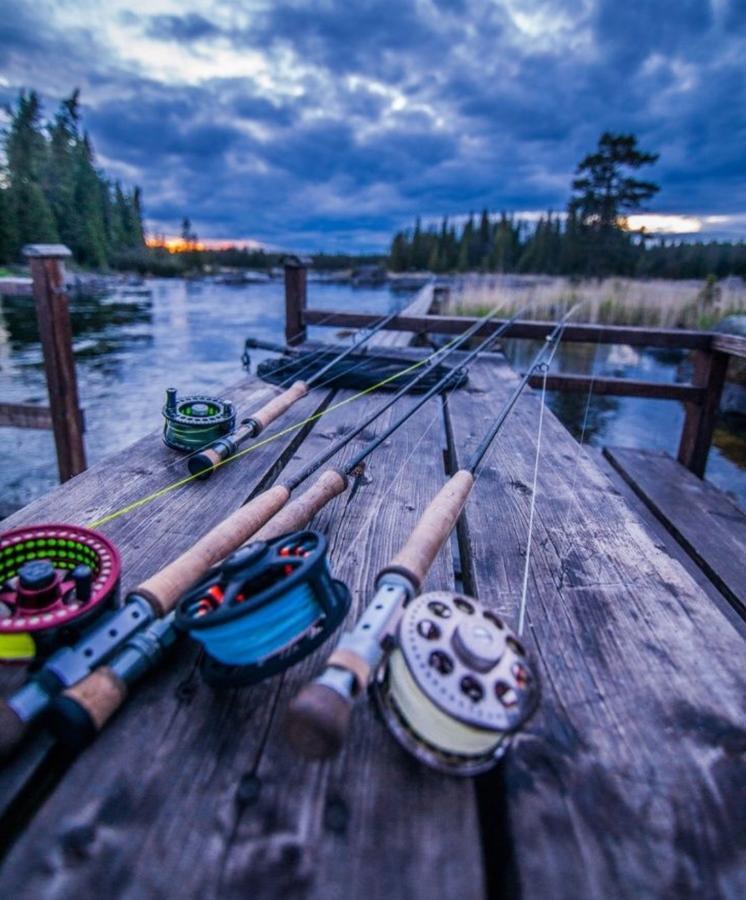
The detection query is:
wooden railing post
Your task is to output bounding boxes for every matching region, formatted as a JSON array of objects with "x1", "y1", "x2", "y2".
[
  {"x1": 23, "y1": 244, "x2": 87, "y2": 482},
  {"x1": 284, "y1": 256, "x2": 308, "y2": 346},
  {"x1": 677, "y1": 349, "x2": 729, "y2": 478}
]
